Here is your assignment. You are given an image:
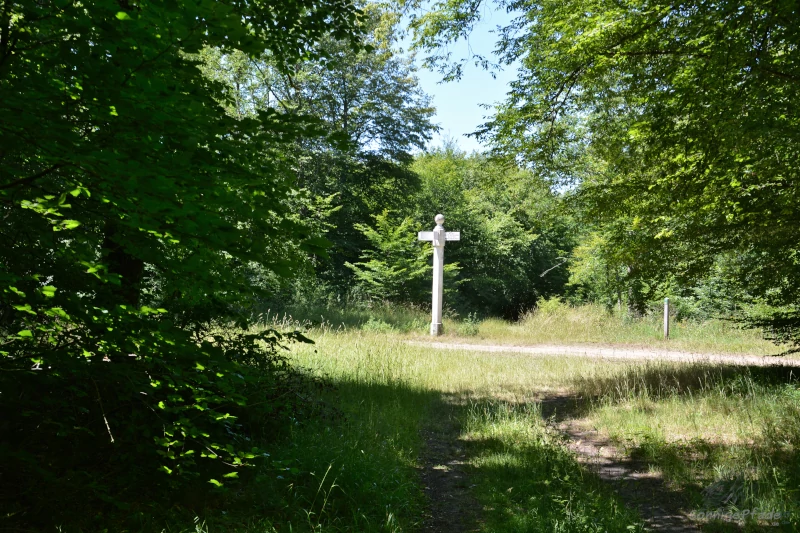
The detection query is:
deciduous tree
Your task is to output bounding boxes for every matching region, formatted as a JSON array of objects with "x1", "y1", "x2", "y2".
[{"x1": 0, "y1": 0, "x2": 362, "y2": 523}]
